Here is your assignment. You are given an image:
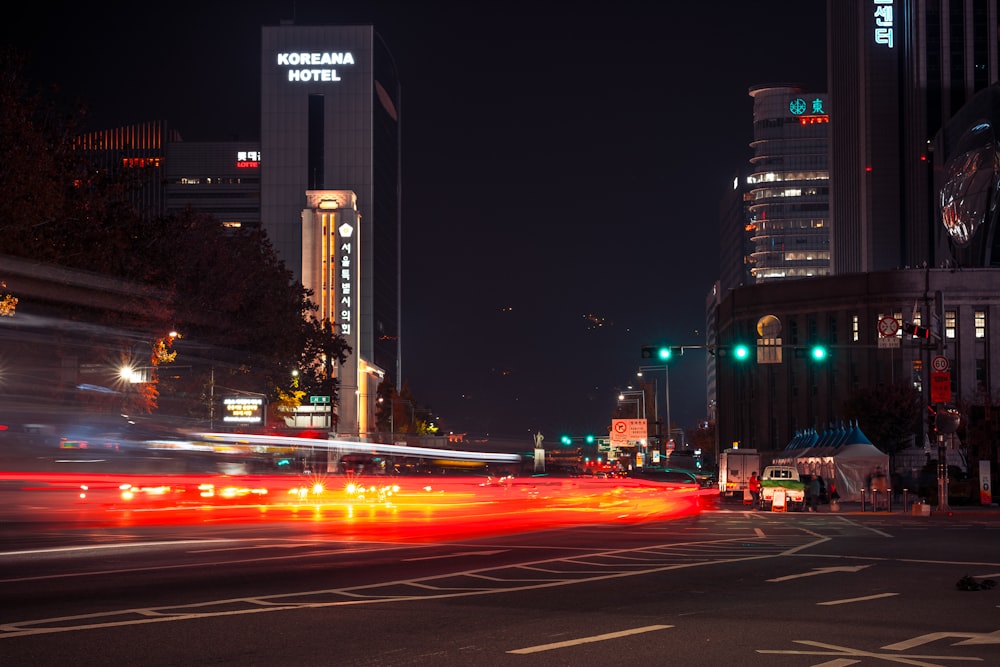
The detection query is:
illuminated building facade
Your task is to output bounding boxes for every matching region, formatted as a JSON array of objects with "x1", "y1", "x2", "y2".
[
  {"x1": 164, "y1": 142, "x2": 261, "y2": 230},
  {"x1": 76, "y1": 124, "x2": 261, "y2": 231},
  {"x1": 75, "y1": 120, "x2": 176, "y2": 221},
  {"x1": 711, "y1": 3, "x2": 1000, "y2": 469},
  {"x1": 828, "y1": 0, "x2": 1000, "y2": 273},
  {"x1": 261, "y1": 24, "x2": 402, "y2": 438},
  {"x1": 746, "y1": 85, "x2": 830, "y2": 283}
]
